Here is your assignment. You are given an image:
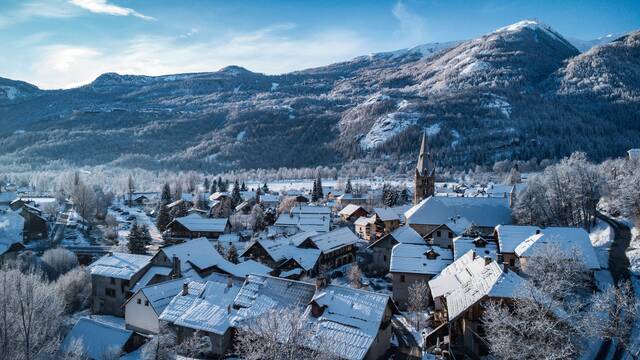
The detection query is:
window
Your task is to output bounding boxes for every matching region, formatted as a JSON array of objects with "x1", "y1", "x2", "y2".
[
  {"x1": 110, "y1": 278, "x2": 116, "y2": 285},
  {"x1": 436, "y1": 231, "x2": 441, "y2": 237},
  {"x1": 383, "y1": 255, "x2": 387, "y2": 262},
  {"x1": 509, "y1": 258, "x2": 515, "y2": 266},
  {"x1": 448, "y1": 232, "x2": 453, "y2": 238},
  {"x1": 400, "y1": 274, "x2": 405, "y2": 283},
  {"x1": 137, "y1": 298, "x2": 141, "y2": 304},
  {"x1": 105, "y1": 288, "x2": 116, "y2": 297},
  {"x1": 145, "y1": 300, "x2": 149, "y2": 307}
]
